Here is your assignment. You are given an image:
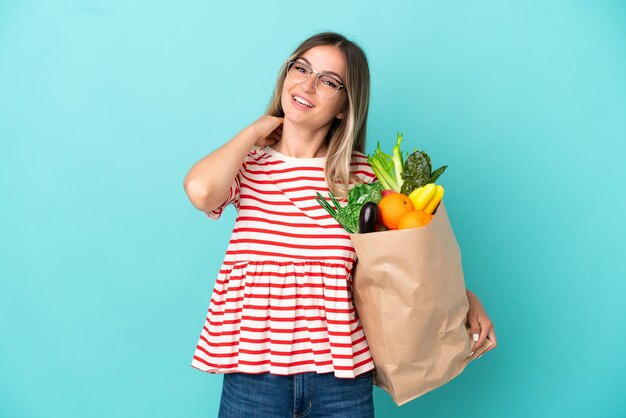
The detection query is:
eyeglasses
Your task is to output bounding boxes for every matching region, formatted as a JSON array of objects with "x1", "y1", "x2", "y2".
[{"x1": 286, "y1": 60, "x2": 346, "y2": 98}]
